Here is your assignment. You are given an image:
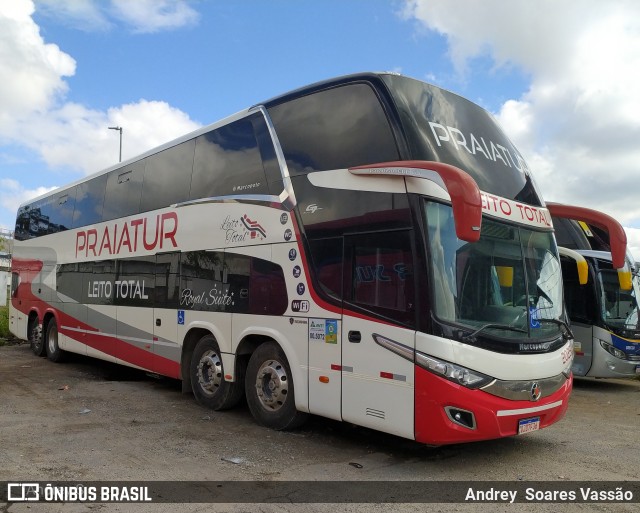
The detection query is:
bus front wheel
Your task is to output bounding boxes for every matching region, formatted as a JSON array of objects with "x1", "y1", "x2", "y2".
[
  {"x1": 245, "y1": 342, "x2": 307, "y2": 430},
  {"x1": 190, "y1": 335, "x2": 244, "y2": 411},
  {"x1": 45, "y1": 319, "x2": 65, "y2": 363}
]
